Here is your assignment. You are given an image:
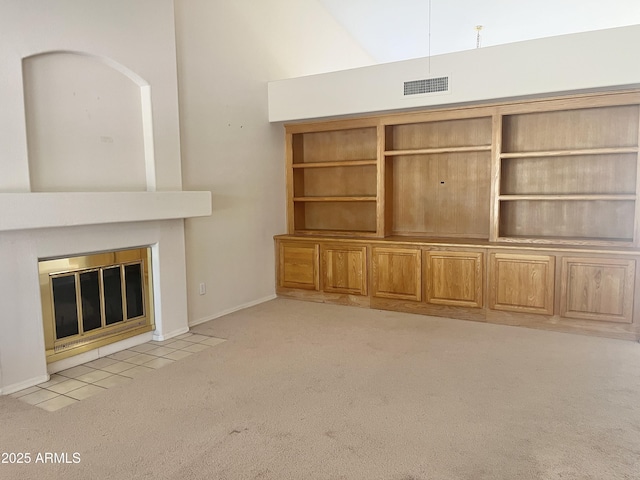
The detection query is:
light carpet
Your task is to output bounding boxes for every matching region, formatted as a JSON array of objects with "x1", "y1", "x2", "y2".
[{"x1": 1, "y1": 298, "x2": 639, "y2": 479}]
